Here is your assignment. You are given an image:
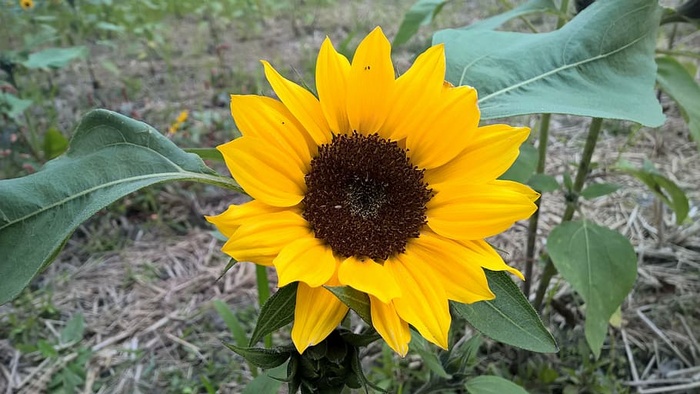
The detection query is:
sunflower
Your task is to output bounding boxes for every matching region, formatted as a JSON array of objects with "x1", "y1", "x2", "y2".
[
  {"x1": 19, "y1": 0, "x2": 34, "y2": 10},
  {"x1": 207, "y1": 27, "x2": 538, "y2": 356}
]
